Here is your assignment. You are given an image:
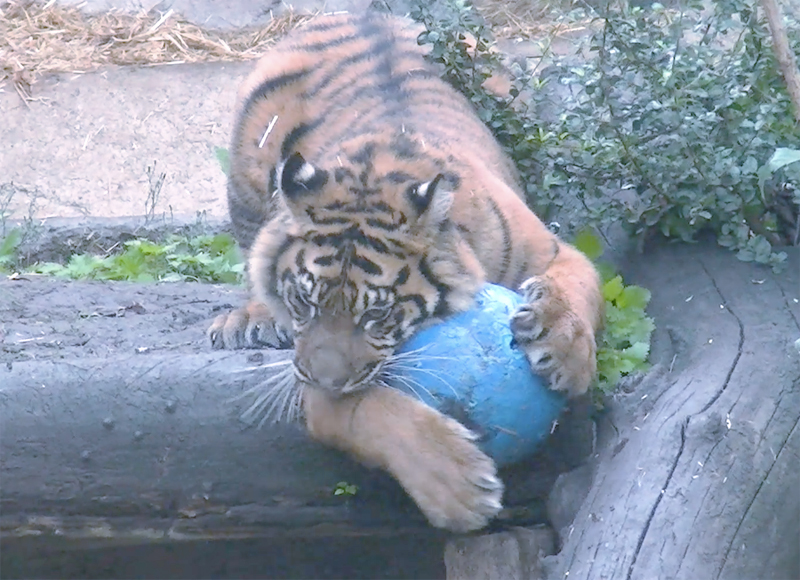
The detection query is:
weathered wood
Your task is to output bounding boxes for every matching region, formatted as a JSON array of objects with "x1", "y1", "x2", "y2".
[
  {"x1": 545, "y1": 243, "x2": 800, "y2": 580},
  {"x1": 0, "y1": 350, "x2": 434, "y2": 543},
  {"x1": 0, "y1": 274, "x2": 550, "y2": 555},
  {"x1": 761, "y1": 0, "x2": 800, "y2": 122},
  {"x1": 0, "y1": 277, "x2": 440, "y2": 550},
  {"x1": 444, "y1": 527, "x2": 556, "y2": 580}
]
